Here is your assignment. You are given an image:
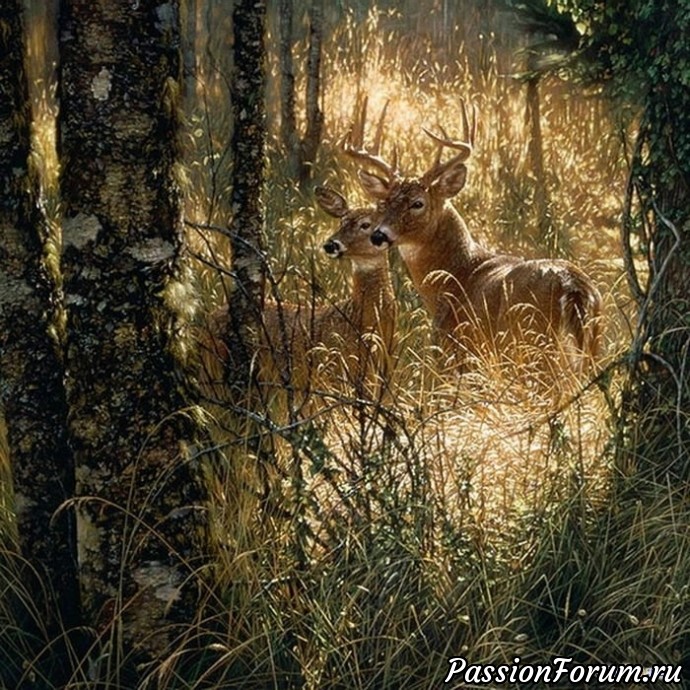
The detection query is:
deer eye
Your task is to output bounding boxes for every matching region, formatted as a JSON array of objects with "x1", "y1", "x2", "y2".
[
  {"x1": 359, "y1": 221, "x2": 371, "y2": 231},
  {"x1": 411, "y1": 199, "x2": 425, "y2": 210}
]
